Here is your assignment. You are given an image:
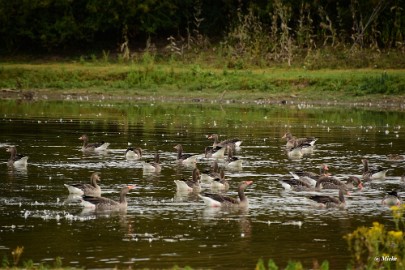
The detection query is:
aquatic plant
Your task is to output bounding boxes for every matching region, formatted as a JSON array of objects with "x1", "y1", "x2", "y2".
[{"x1": 345, "y1": 204, "x2": 405, "y2": 269}]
